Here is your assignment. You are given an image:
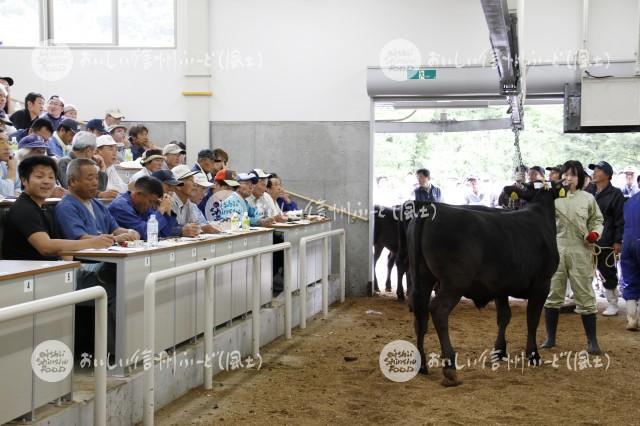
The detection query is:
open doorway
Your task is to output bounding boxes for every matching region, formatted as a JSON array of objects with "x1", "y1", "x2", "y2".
[{"x1": 370, "y1": 103, "x2": 640, "y2": 299}]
